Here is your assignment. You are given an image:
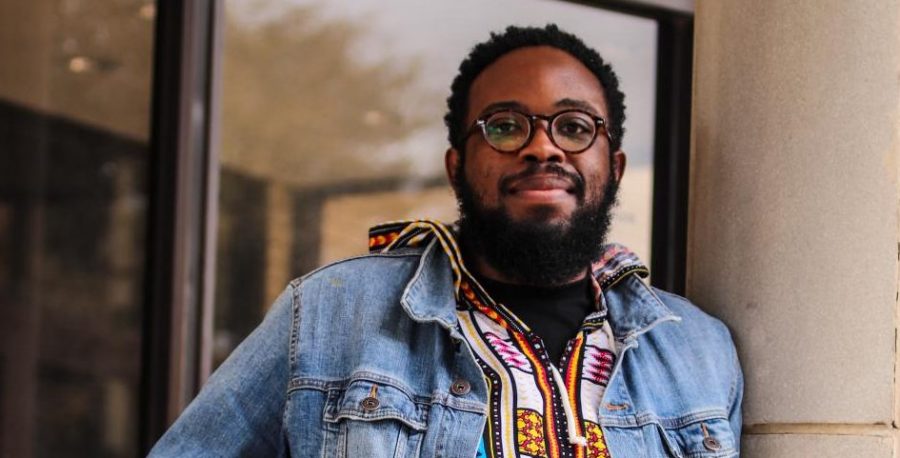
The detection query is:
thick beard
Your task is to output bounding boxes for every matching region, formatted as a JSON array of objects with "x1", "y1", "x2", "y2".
[{"x1": 456, "y1": 162, "x2": 619, "y2": 287}]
